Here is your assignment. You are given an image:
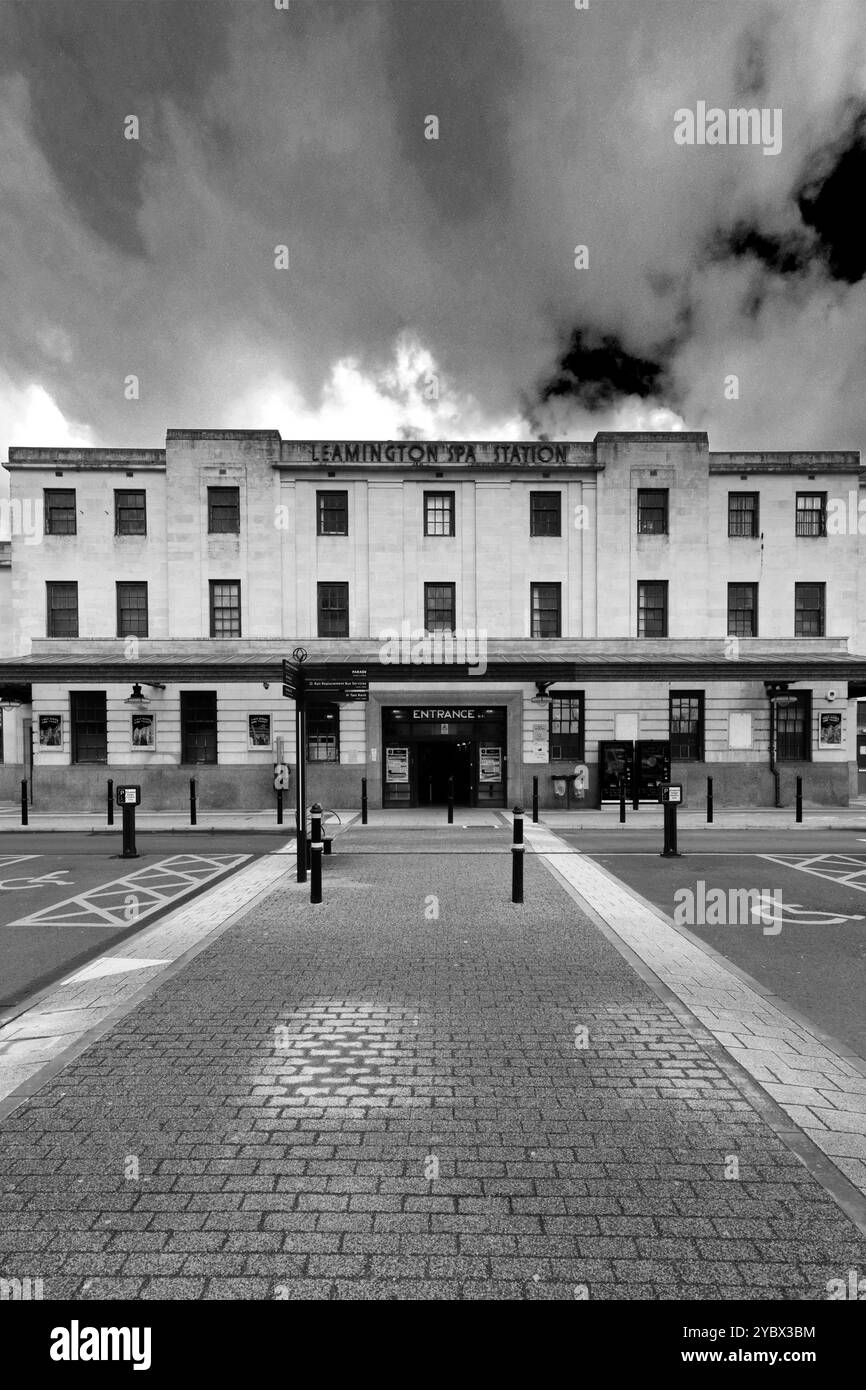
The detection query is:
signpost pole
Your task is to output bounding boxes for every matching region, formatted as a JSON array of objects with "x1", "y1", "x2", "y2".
[
  {"x1": 294, "y1": 658, "x2": 307, "y2": 884},
  {"x1": 121, "y1": 803, "x2": 139, "y2": 859}
]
